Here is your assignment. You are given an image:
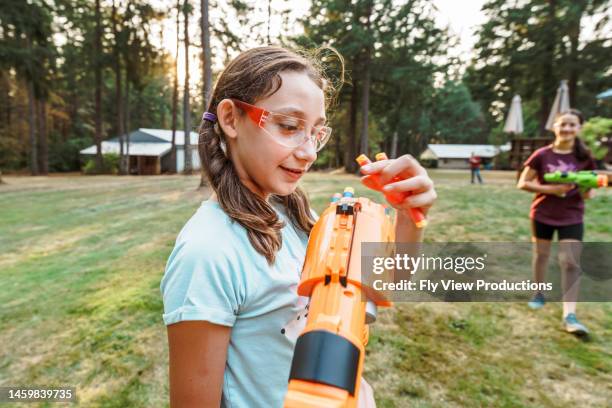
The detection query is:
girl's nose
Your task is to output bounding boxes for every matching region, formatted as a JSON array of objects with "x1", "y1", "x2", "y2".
[{"x1": 294, "y1": 138, "x2": 317, "y2": 163}]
